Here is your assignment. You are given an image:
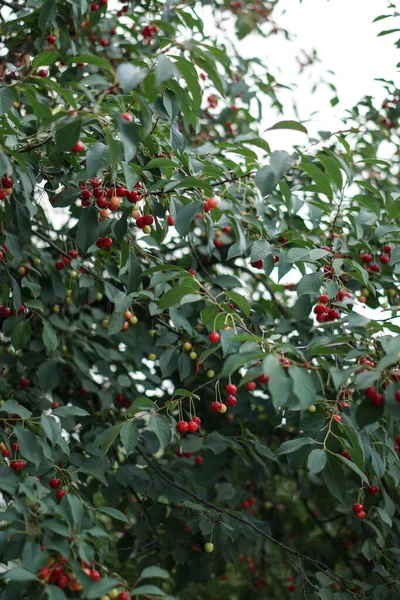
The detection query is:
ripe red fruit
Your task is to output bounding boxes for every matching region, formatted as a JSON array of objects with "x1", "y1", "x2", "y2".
[
  {"x1": 116, "y1": 186, "x2": 127, "y2": 197},
  {"x1": 395, "y1": 390, "x2": 400, "y2": 402},
  {"x1": 118, "y1": 593, "x2": 131, "y2": 600},
  {"x1": 382, "y1": 244, "x2": 391, "y2": 254},
  {"x1": 222, "y1": 226, "x2": 231, "y2": 233},
  {"x1": 241, "y1": 500, "x2": 250, "y2": 509},
  {"x1": 333, "y1": 415, "x2": 342, "y2": 424},
  {"x1": 38, "y1": 567, "x2": 51, "y2": 579},
  {"x1": 38, "y1": 69, "x2": 48, "y2": 77},
  {"x1": 62, "y1": 257, "x2": 70, "y2": 266},
  {"x1": 209, "y1": 332, "x2": 220, "y2": 343},
  {"x1": 203, "y1": 201, "x2": 210, "y2": 212},
  {"x1": 10, "y1": 460, "x2": 24, "y2": 471},
  {"x1": 210, "y1": 401, "x2": 222, "y2": 412},
  {"x1": 208, "y1": 198, "x2": 218, "y2": 209},
  {"x1": 371, "y1": 394, "x2": 384, "y2": 406},
  {"x1": 226, "y1": 384, "x2": 237, "y2": 394},
  {"x1": 57, "y1": 574, "x2": 69, "y2": 588},
  {"x1": 90, "y1": 177, "x2": 101, "y2": 188},
  {"x1": 380, "y1": 254, "x2": 390, "y2": 265},
  {"x1": 69, "y1": 250, "x2": 78, "y2": 259},
  {"x1": 81, "y1": 189, "x2": 92, "y2": 200},
  {"x1": 192, "y1": 416, "x2": 201, "y2": 426},
  {"x1": 90, "y1": 2, "x2": 99, "y2": 9},
  {"x1": 96, "y1": 237, "x2": 112, "y2": 249},
  {"x1": 71, "y1": 141, "x2": 85, "y2": 153},
  {"x1": 47, "y1": 35, "x2": 56, "y2": 43},
  {"x1": 356, "y1": 511, "x2": 366, "y2": 520},
  {"x1": 396, "y1": 435, "x2": 400, "y2": 445},
  {"x1": 49, "y1": 478, "x2": 61, "y2": 489},
  {"x1": 167, "y1": 215, "x2": 174, "y2": 226},
  {"x1": 19, "y1": 377, "x2": 29, "y2": 387},
  {"x1": 214, "y1": 239, "x2": 222, "y2": 248},
  {"x1": 352, "y1": 503, "x2": 363, "y2": 513},
  {"x1": 143, "y1": 214, "x2": 154, "y2": 226},
  {"x1": 365, "y1": 387, "x2": 377, "y2": 400},
  {"x1": 177, "y1": 421, "x2": 189, "y2": 433},
  {"x1": 258, "y1": 374, "x2": 269, "y2": 384},
  {"x1": 368, "y1": 486, "x2": 379, "y2": 495},
  {"x1": 90, "y1": 570, "x2": 101, "y2": 581},
  {"x1": 226, "y1": 395, "x2": 237, "y2": 407},
  {"x1": 11, "y1": 442, "x2": 19, "y2": 451},
  {"x1": 0, "y1": 190, "x2": 6, "y2": 200},
  {"x1": 56, "y1": 489, "x2": 66, "y2": 500},
  {"x1": 1, "y1": 177, "x2": 13, "y2": 188},
  {"x1": 96, "y1": 196, "x2": 108, "y2": 209},
  {"x1": 327, "y1": 308, "x2": 339, "y2": 320},
  {"x1": 319, "y1": 294, "x2": 329, "y2": 304},
  {"x1": 188, "y1": 421, "x2": 199, "y2": 433},
  {"x1": 341, "y1": 450, "x2": 351, "y2": 460},
  {"x1": 250, "y1": 260, "x2": 263, "y2": 269},
  {"x1": 121, "y1": 113, "x2": 133, "y2": 122},
  {"x1": 55, "y1": 261, "x2": 64, "y2": 270},
  {"x1": 288, "y1": 584, "x2": 297, "y2": 593},
  {"x1": 195, "y1": 456, "x2": 204, "y2": 465},
  {"x1": 370, "y1": 263, "x2": 380, "y2": 273},
  {"x1": 314, "y1": 304, "x2": 327, "y2": 315},
  {"x1": 360, "y1": 253, "x2": 372, "y2": 263},
  {"x1": 247, "y1": 381, "x2": 256, "y2": 391},
  {"x1": 127, "y1": 191, "x2": 139, "y2": 203},
  {"x1": 2, "y1": 448, "x2": 10, "y2": 457},
  {"x1": 135, "y1": 217, "x2": 145, "y2": 229}
]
